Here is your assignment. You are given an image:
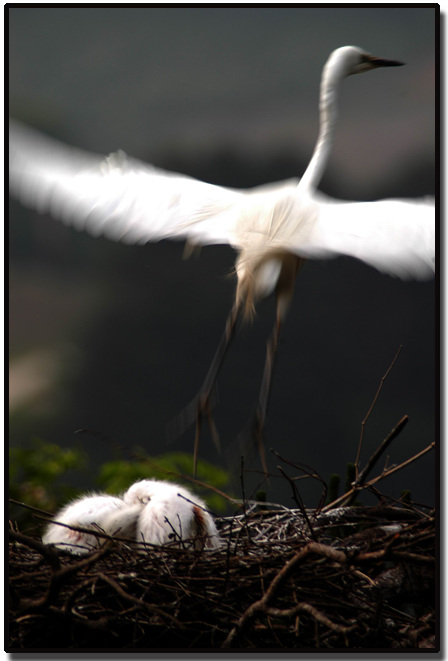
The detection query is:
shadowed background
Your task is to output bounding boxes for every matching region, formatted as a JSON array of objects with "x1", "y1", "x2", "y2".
[{"x1": 9, "y1": 7, "x2": 436, "y2": 508}]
